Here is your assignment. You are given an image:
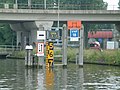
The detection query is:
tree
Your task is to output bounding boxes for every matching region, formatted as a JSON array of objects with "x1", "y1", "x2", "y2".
[{"x1": 0, "y1": 24, "x2": 16, "y2": 45}]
